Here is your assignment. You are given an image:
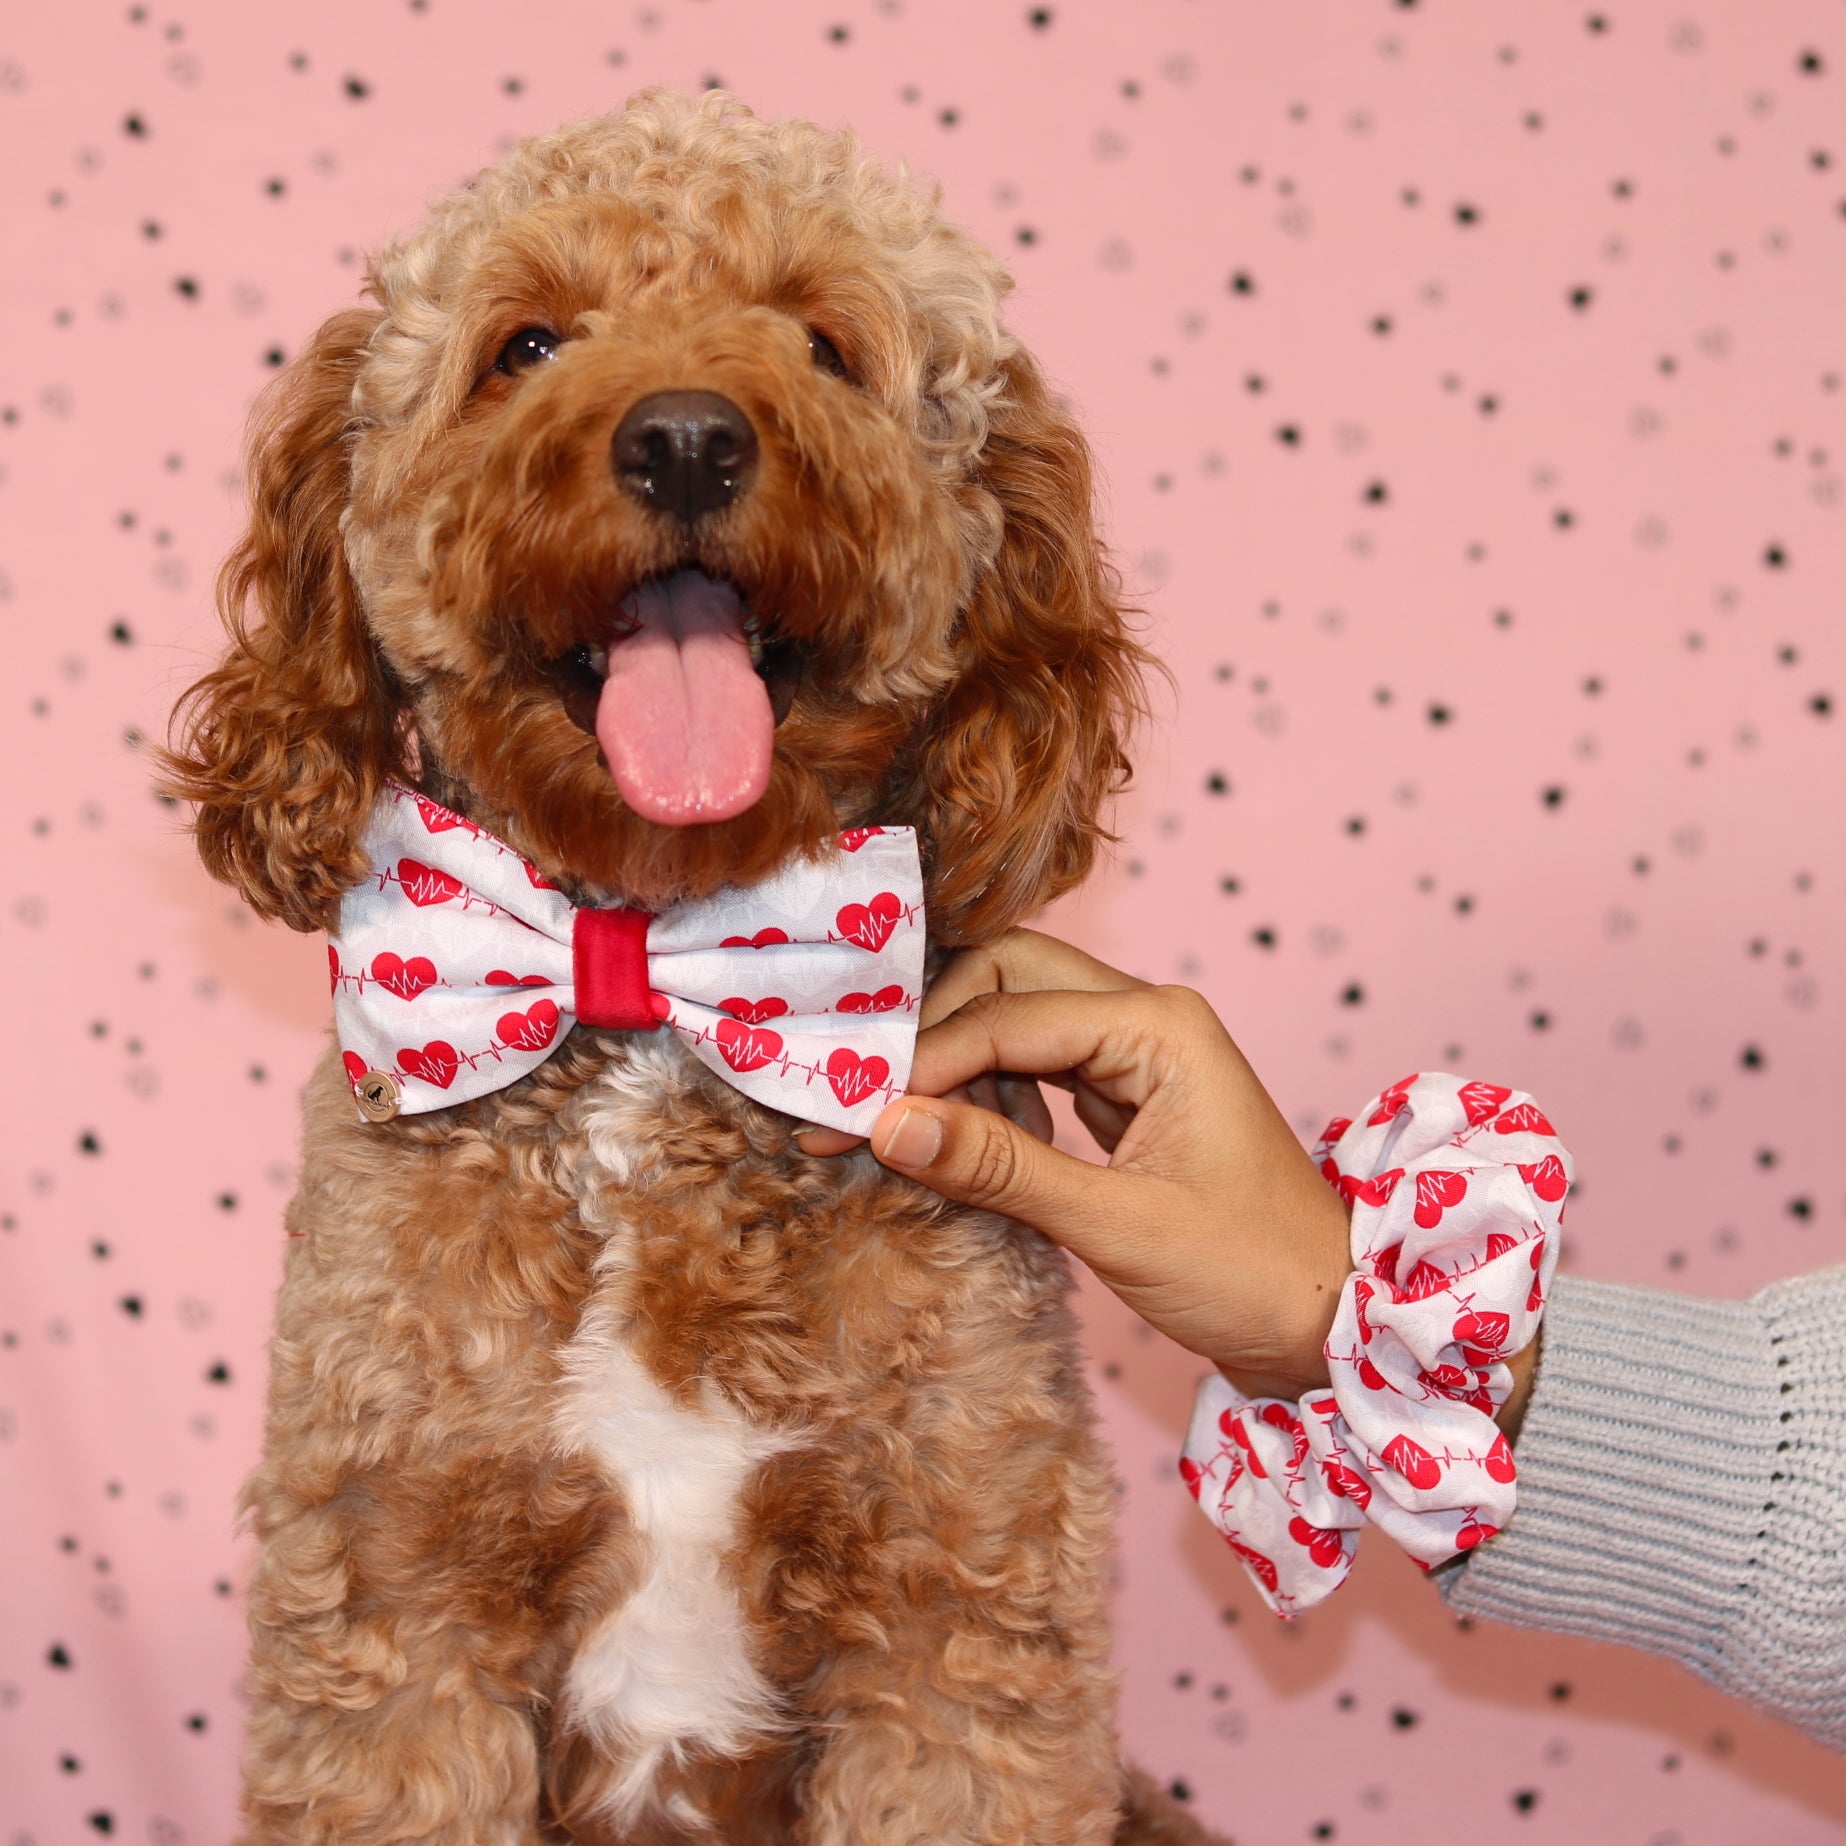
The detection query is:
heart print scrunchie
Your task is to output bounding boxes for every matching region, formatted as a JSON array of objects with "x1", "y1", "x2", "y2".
[{"x1": 1180, "y1": 1072, "x2": 1573, "y2": 1616}]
